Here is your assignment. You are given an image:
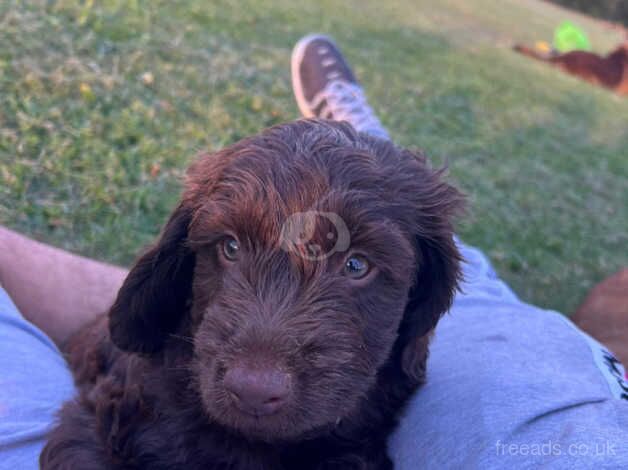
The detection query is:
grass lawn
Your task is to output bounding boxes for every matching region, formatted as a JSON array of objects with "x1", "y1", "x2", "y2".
[{"x1": 1, "y1": 0, "x2": 626, "y2": 314}]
